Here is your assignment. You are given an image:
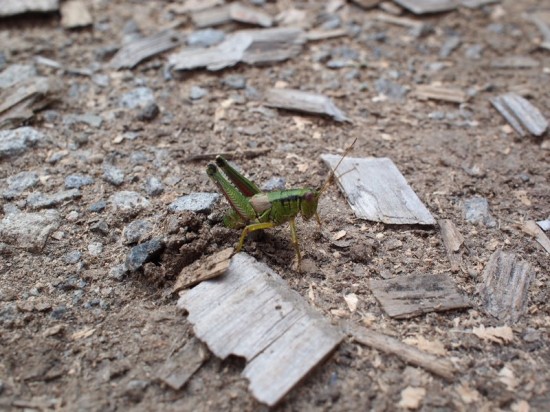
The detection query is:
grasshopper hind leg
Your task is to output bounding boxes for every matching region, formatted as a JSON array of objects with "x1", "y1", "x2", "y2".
[{"x1": 289, "y1": 218, "x2": 302, "y2": 272}]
